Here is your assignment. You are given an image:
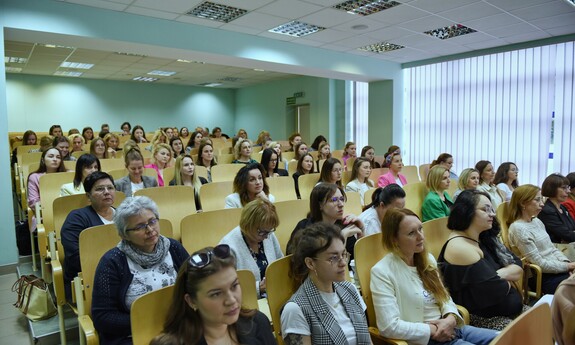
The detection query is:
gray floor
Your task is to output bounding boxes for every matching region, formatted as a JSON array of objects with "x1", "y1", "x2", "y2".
[{"x1": 0, "y1": 272, "x2": 33, "y2": 345}]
